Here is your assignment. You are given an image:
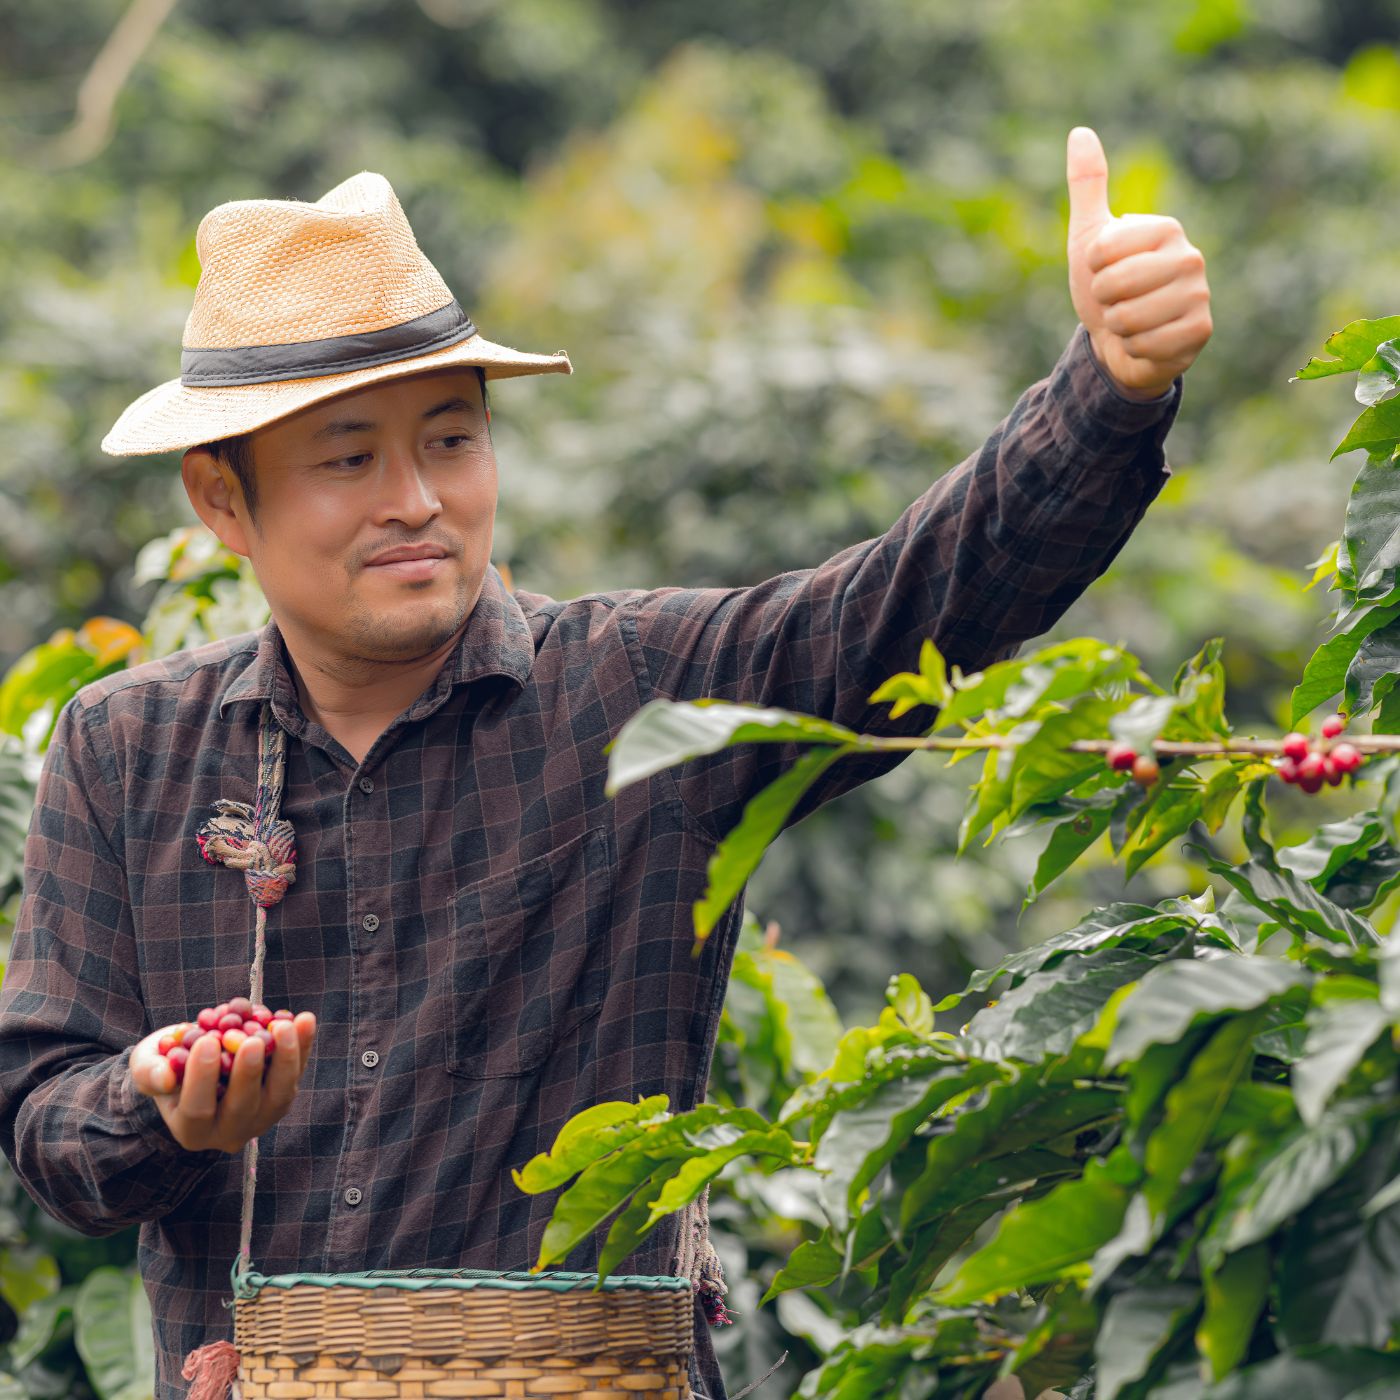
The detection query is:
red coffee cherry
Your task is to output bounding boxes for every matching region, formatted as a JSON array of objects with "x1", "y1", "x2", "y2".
[
  {"x1": 156, "y1": 1004, "x2": 300, "y2": 1094},
  {"x1": 1282, "y1": 733, "x2": 1311, "y2": 762},
  {"x1": 1331, "y1": 743, "x2": 1363, "y2": 774},
  {"x1": 1277, "y1": 757, "x2": 1301, "y2": 785},
  {"x1": 1322, "y1": 755, "x2": 1344, "y2": 786},
  {"x1": 1132, "y1": 755, "x2": 1161, "y2": 786},
  {"x1": 1298, "y1": 752, "x2": 1326, "y2": 784},
  {"x1": 1106, "y1": 742, "x2": 1138, "y2": 772},
  {"x1": 1321, "y1": 714, "x2": 1346, "y2": 739}
]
